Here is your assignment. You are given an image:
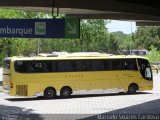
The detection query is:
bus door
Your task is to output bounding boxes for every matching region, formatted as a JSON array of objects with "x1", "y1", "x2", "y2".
[
  {"x1": 138, "y1": 59, "x2": 152, "y2": 81},
  {"x1": 138, "y1": 58, "x2": 153, "y2": 90},
  {"x1": 113, "y1": 59, "x2": 139, "y2": 91}
]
